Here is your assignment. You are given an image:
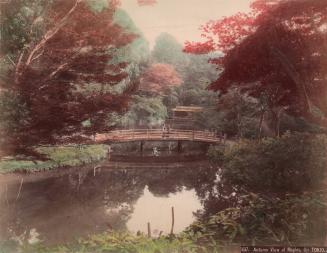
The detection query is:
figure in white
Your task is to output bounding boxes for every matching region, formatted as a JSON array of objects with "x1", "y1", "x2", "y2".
[{"x1": 153, "y1": 147, "x2": 159, "y2": 156}]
